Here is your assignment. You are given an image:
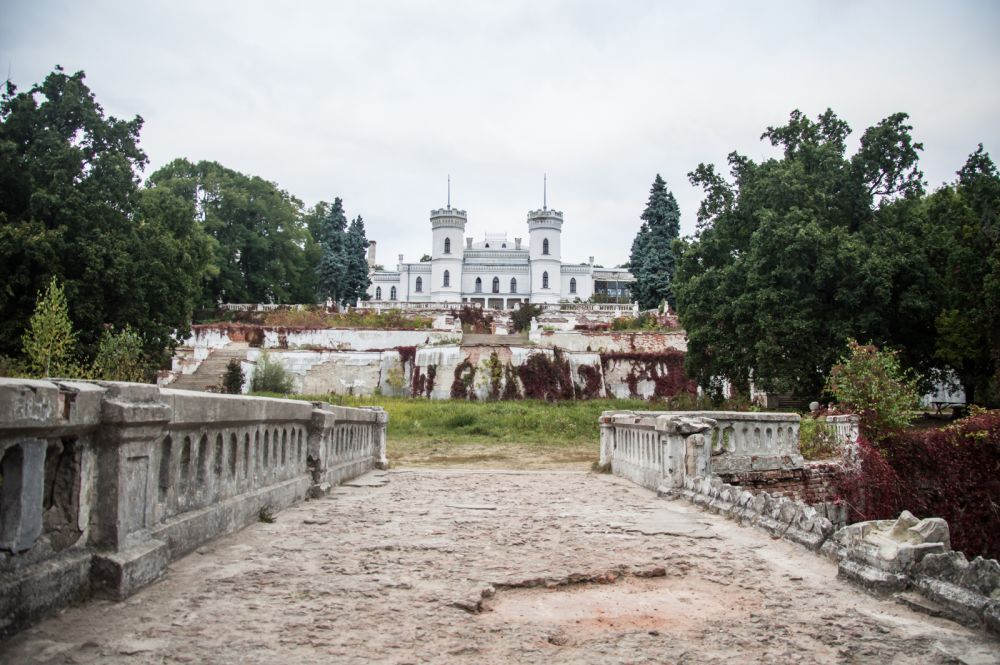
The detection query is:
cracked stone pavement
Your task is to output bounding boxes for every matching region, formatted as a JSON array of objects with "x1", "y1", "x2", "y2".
[{"x1": 2, "y1": 469, "x2": 997, "y2": 664}]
